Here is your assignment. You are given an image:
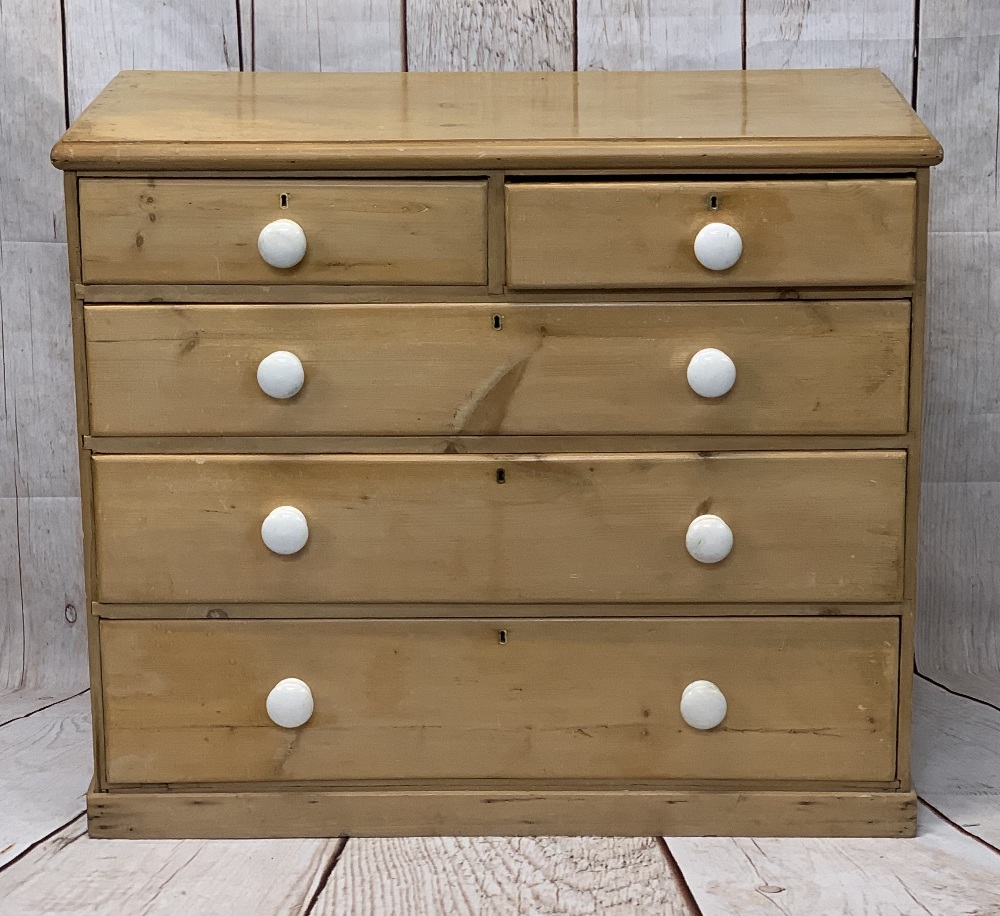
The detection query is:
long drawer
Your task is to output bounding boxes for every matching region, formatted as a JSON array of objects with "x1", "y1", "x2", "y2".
[
  {"x1": 78, "y1": 178, "x2": 488, "y2": 285},
  {"x1": 84, "y1": 300, "x2": 911, "y2": 436},
  {"x1": 100, "y1": 616, "x2": 900, "y2": 785},
  {"x1": 92, "y1": 452, "x2": 906, "y2": 604},
  {"x1": 506, "y1": 179, "x2": 916, "y2": 288}
]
